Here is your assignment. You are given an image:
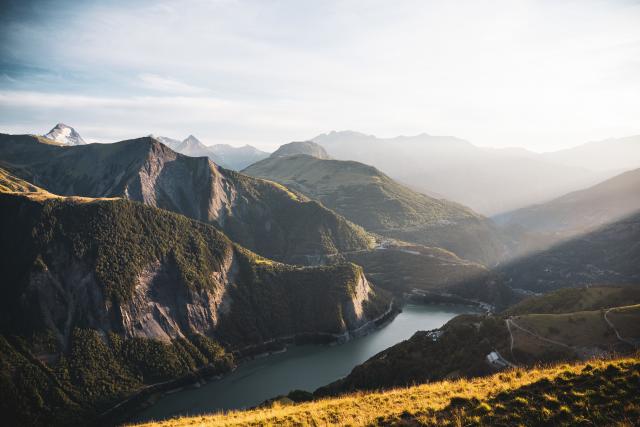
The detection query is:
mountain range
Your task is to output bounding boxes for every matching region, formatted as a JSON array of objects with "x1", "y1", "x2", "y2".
[
  {"x1": 2, "y1": 124, "x2": 640, "y2": 426},
  {"x1": 0, "y1": 133, "x2": 372, "y2": 265},
  {"x1": 152, "y1": 134, "x2": 269, "y2": 170},
  {"x1": 312, "y1": 131, "x2": 637, "y2": 215},
  {"x1": 244, "y1": 141, "x2": 505, "y2": 265}
]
